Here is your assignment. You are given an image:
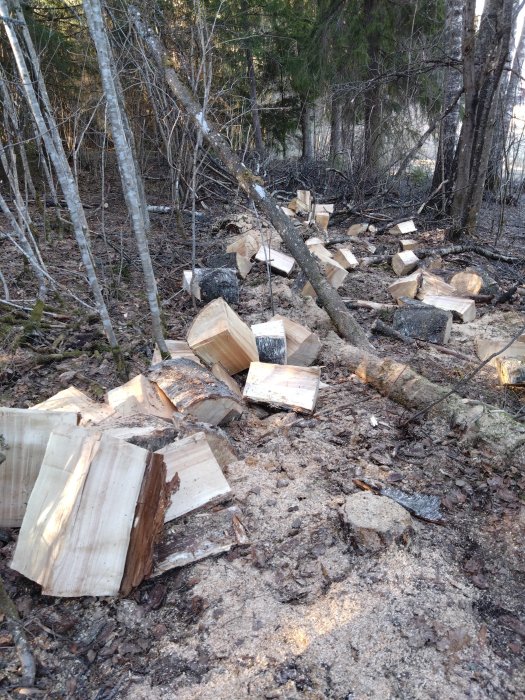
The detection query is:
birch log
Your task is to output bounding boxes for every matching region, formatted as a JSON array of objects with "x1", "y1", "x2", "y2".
[
  {"x1": 129, "y1": 6, "x2": 372, "y2": 351},
  {"x1": 322, "y1": 335, "x2": 525, "y2": 467}
]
